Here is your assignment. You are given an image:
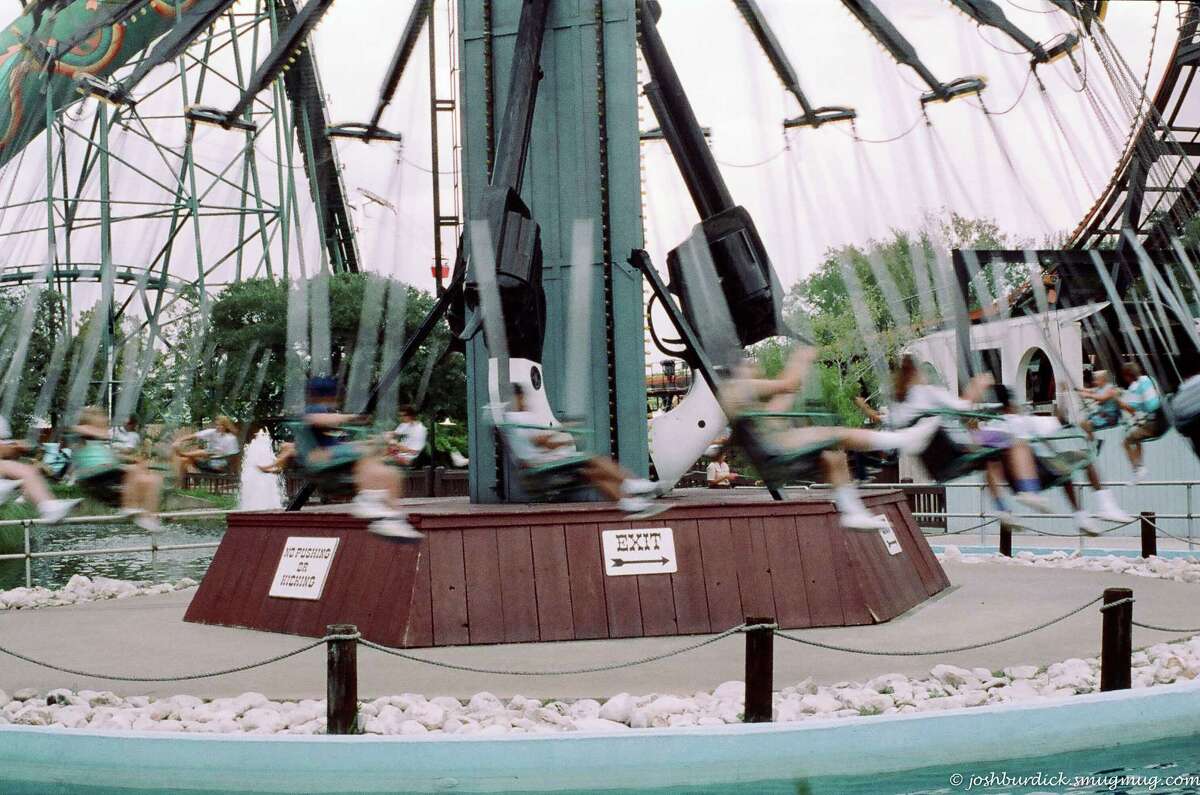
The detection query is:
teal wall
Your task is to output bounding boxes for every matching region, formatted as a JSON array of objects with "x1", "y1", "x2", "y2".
[{"x1": 458, "y1": 0, "x2": 648, "y2": 502}]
